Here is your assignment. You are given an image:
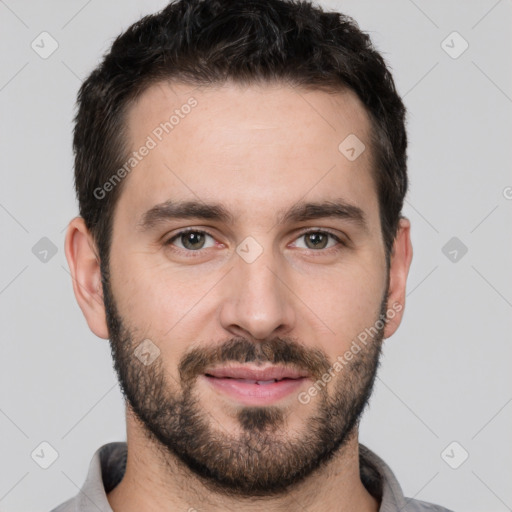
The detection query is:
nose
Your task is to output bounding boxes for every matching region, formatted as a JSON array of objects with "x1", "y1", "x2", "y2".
[{"x1": 218, "y1": 247, "x2": 296, "y2": 341}]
